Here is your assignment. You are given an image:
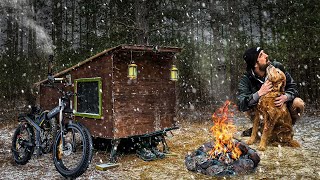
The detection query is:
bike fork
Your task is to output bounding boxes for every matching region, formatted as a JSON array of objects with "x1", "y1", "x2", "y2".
[{"x1": 58, "y1": 98, "x2": 66, "y2": 149}]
